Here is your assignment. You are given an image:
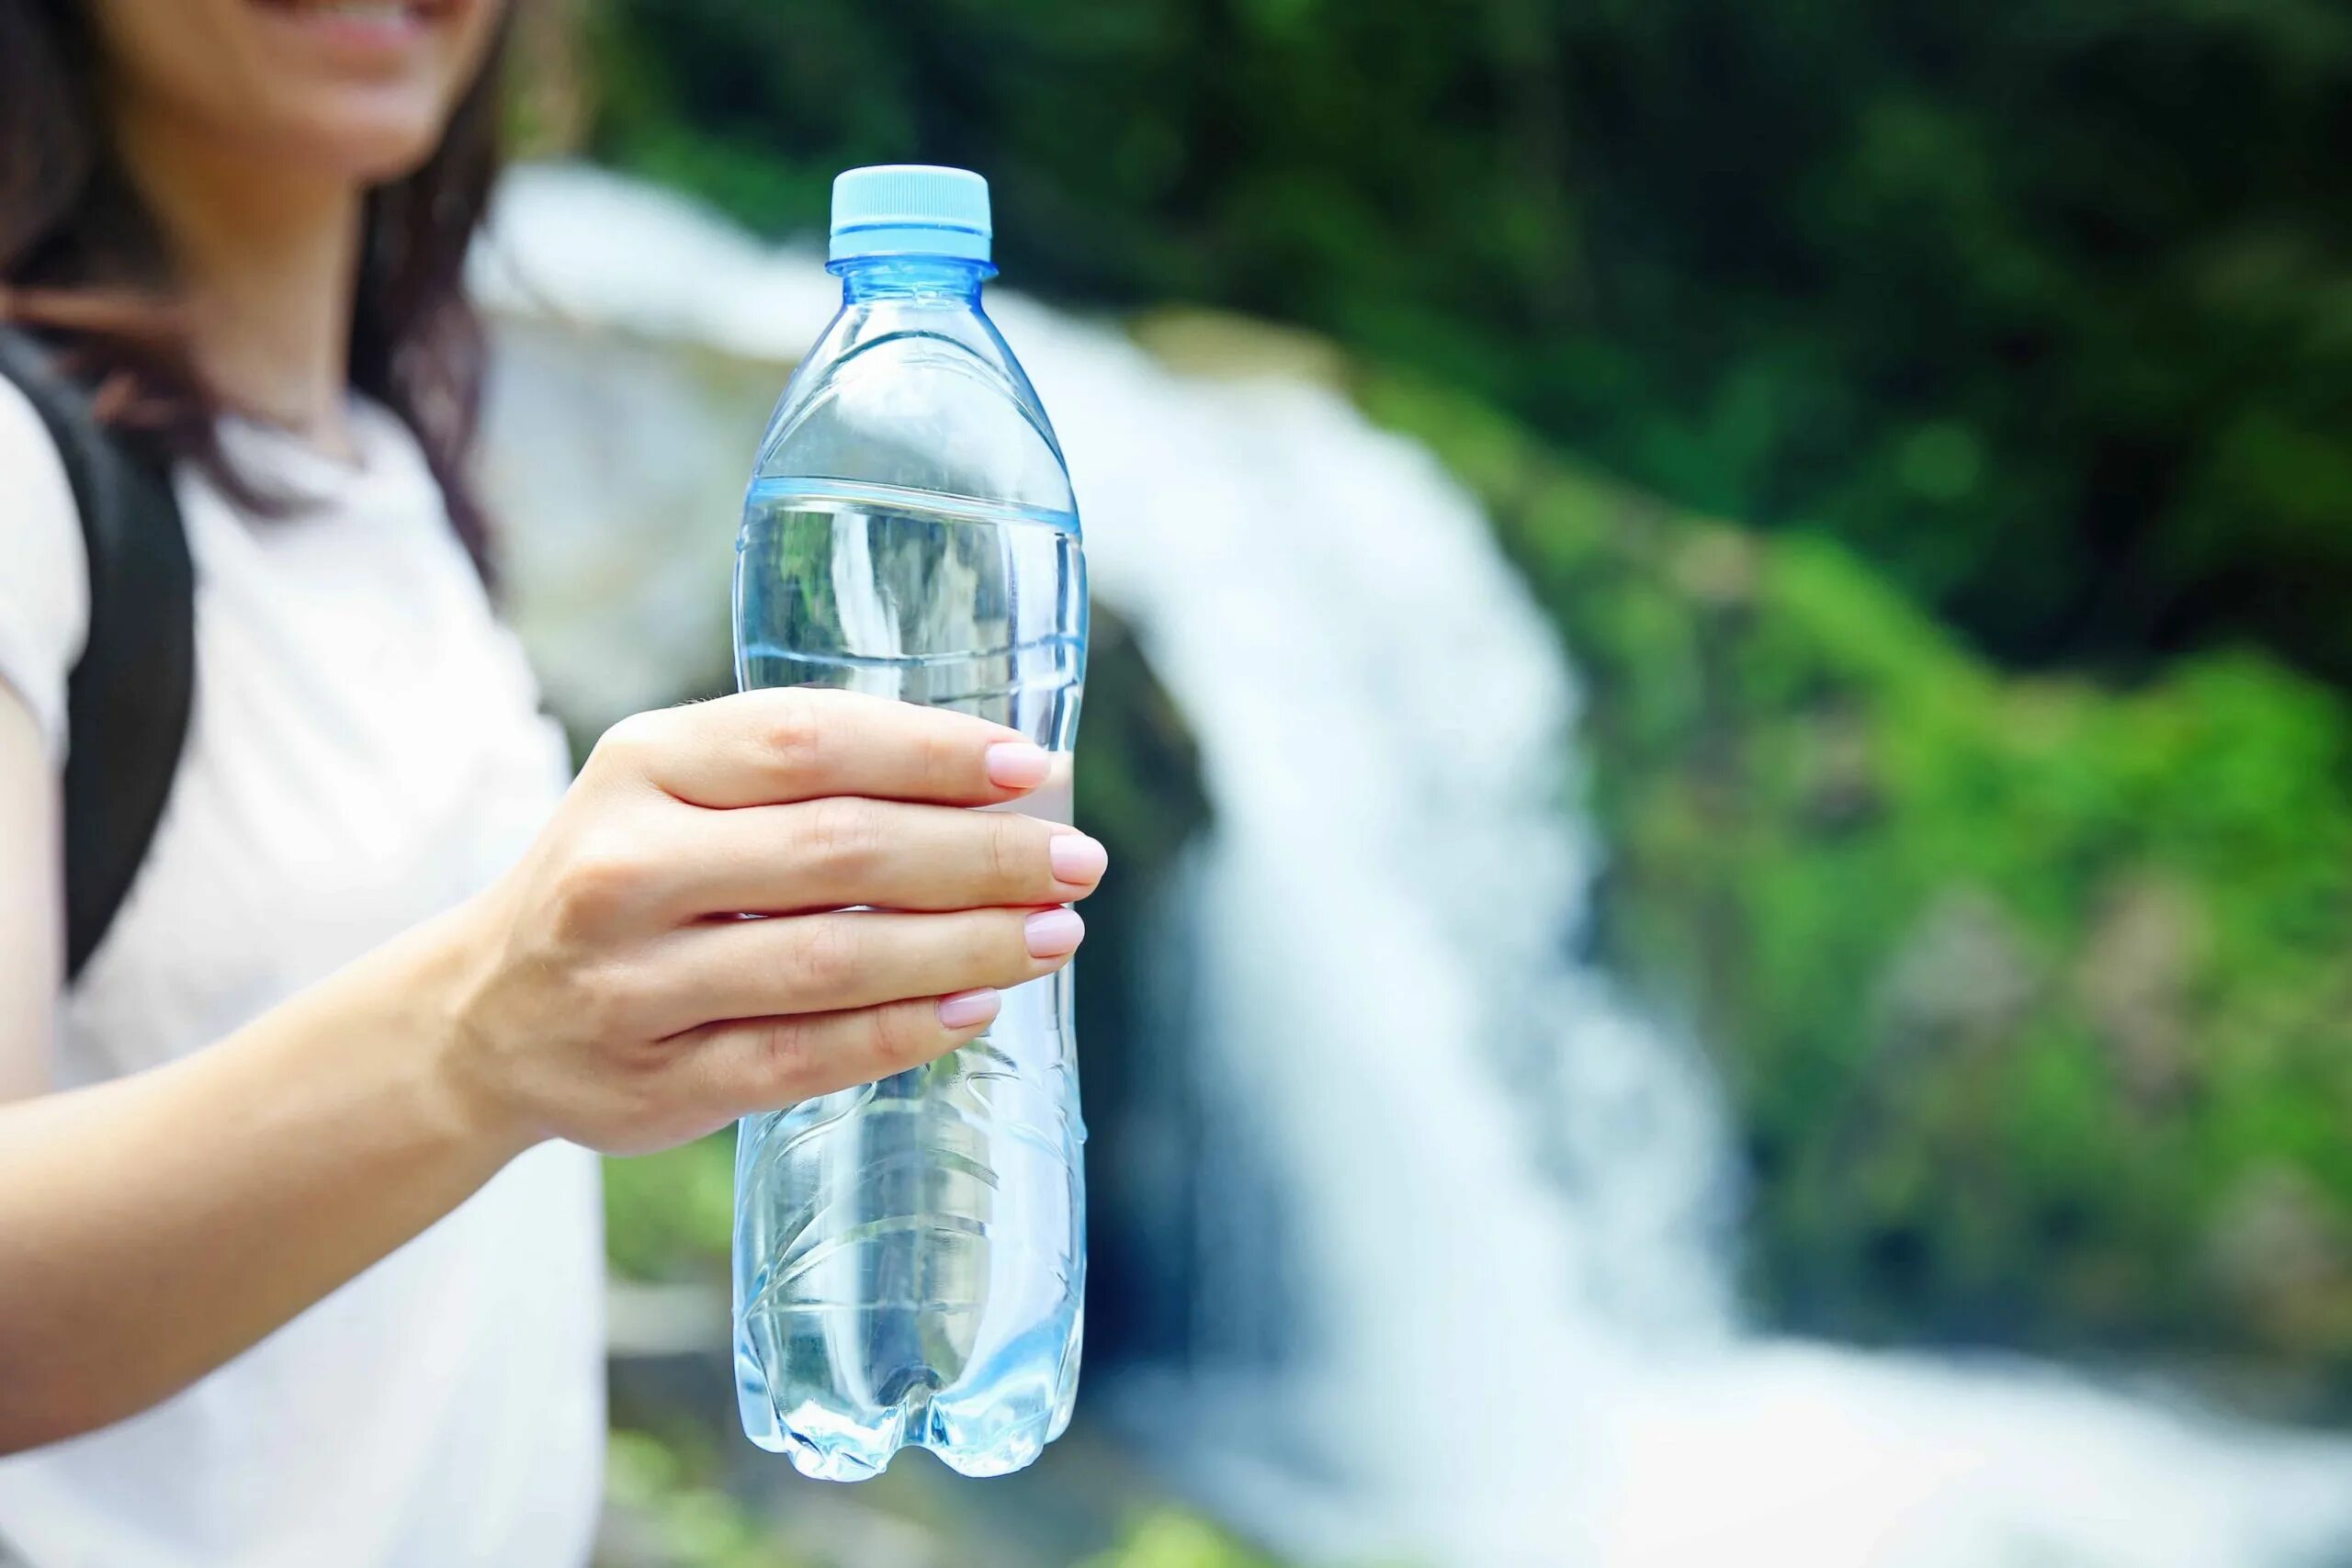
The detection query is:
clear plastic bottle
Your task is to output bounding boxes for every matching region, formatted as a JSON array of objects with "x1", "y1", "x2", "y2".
[{"x1": 729, "y1": 165, "x2": 1087, "y2": 1481}]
